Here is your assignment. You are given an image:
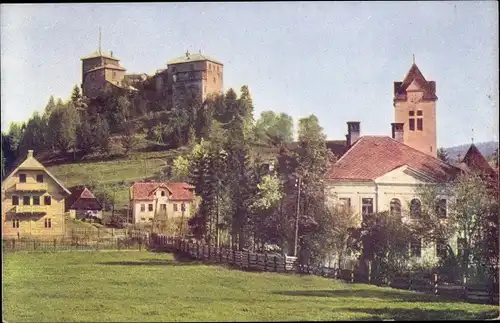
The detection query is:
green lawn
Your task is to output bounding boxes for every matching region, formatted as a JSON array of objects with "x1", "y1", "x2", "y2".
[{"x1": 3, "y1": 251, "x2": 498, "y2": 322}]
